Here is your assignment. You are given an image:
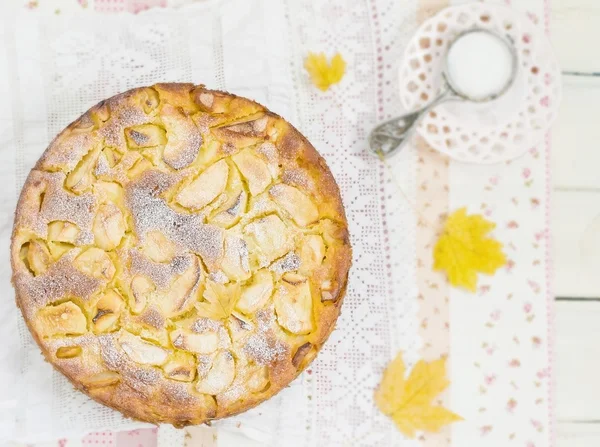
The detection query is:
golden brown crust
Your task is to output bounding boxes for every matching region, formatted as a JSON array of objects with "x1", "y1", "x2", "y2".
[{"x1": 11, "y1": 83, "x2": 351, "y2": 426}]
